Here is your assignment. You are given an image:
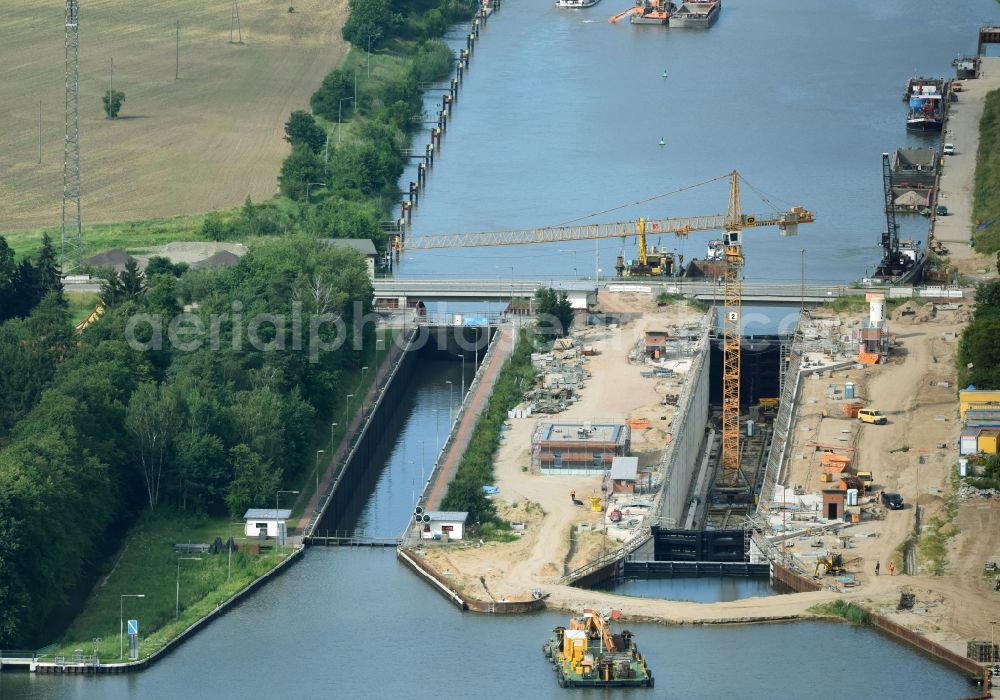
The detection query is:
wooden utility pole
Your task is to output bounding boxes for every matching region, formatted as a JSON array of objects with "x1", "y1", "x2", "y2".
[
  {"x1": 38, "y1": 100, "x2": 42, "y2": 164},
  {"x1": 175, "y1": 20, "x2": 179, "y2": 79}
]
